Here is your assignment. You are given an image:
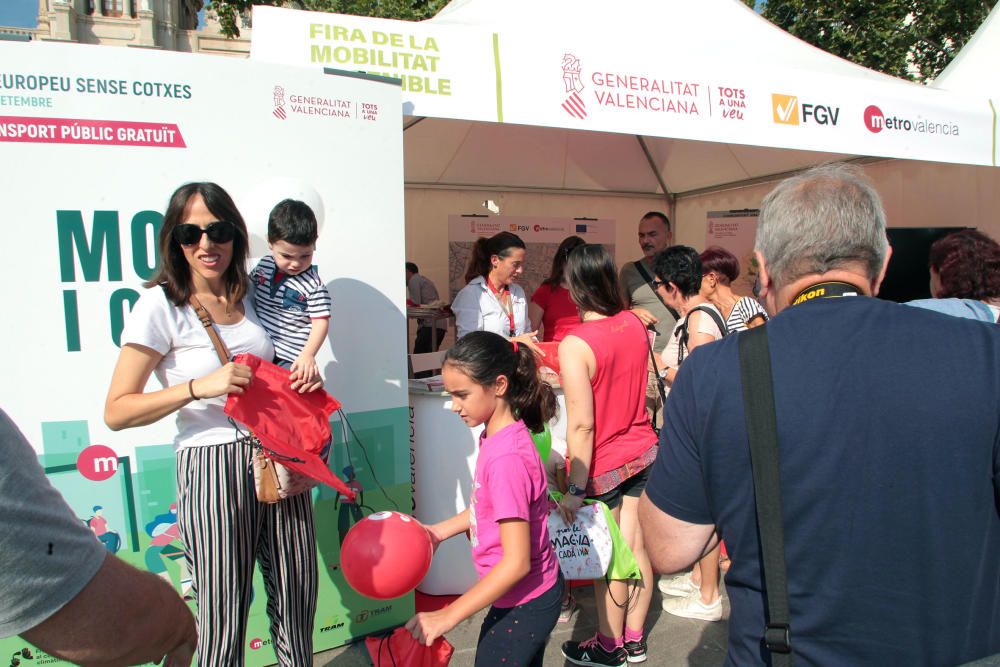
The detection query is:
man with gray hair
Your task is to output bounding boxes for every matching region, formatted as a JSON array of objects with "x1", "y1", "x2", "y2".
[{"x1": 639, "y1": 164, "x2": 1000, "y2": 665}]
